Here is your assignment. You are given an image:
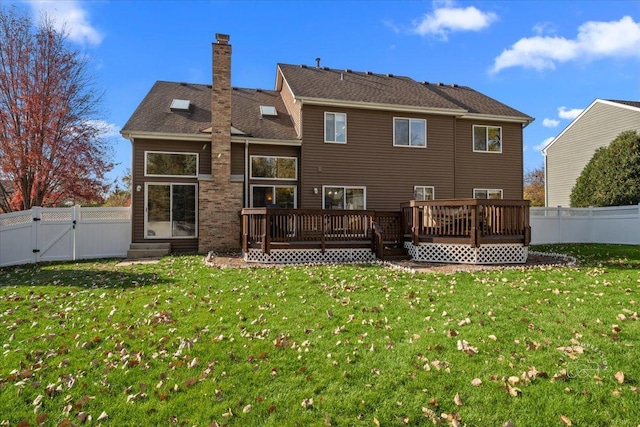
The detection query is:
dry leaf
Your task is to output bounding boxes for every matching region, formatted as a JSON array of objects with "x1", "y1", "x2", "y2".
[
  {"x1": 35, "y1": 413, "x2": 48, "y2": 425},
  {"x1": 471, "y1": 378, "x2": 482, "y2": 387},
  {"x1": 97, "y1": 411, "x2": 108, "y2": 421},
  {"x1": 242, "y1": 404, "x2": 252, "y2": 413},
  {"x1": 373, "y1": 417, "x2": 380, "y2": 426},
  {"x1": 560, "y1": 414, "x2": 572, "y2": 425},
  {"x1": 506, "y1": 384, "x2": 521, "y2": 397},
  {"x1": 301, "y1": 398, "x2": 313, "y2": 409},
  {"x1": 454, "y1": 393, "x2": 463, "y2": 406},
  {"x1": 615, "y1": 371, "x2": 625, "y2": 384}
]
